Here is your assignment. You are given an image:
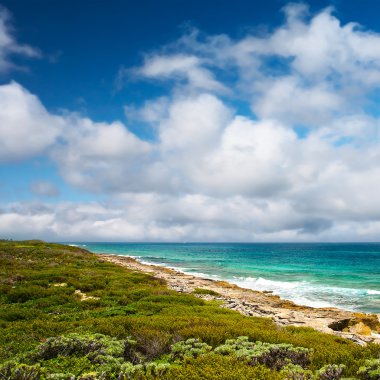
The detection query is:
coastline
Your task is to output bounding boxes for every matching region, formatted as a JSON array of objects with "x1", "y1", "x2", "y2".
[
  {"x1": 81, "y1": 242, "x2": 380, "y2": 314},
  {"x1": 99, "y1": 253, "x2": 380, "y2": 346}
]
